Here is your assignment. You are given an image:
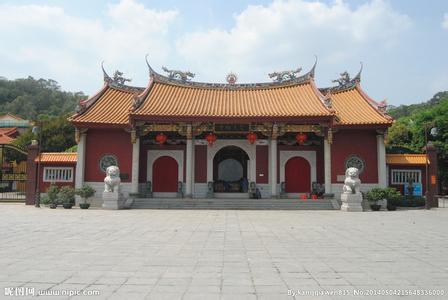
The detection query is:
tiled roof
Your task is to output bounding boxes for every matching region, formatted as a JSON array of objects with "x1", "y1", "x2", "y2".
[
  {"x1": 0, "y1": 127, "x2": 17, "y2": 136},
  {"x1": 69, "y1": 86, "x2": 138, "y2": 125},
  {"x1": 132, "y1": 80, "x2": 331, "y2": 119},
  {"x1": 0, "y1": 133, "x2": 14, "y2": 144},
  {"x1": 69, "y1": 71, "x2": 393, "y2": 127},
  {"x1": 386, "y1": 154, "x2": 428, "y2": 165},
  {"x1": 330, "y1": 86, "x2": 392, "y2": 125},
  {"x1": 35, "y1": 152, "x2": 77, "y2": 163}
]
